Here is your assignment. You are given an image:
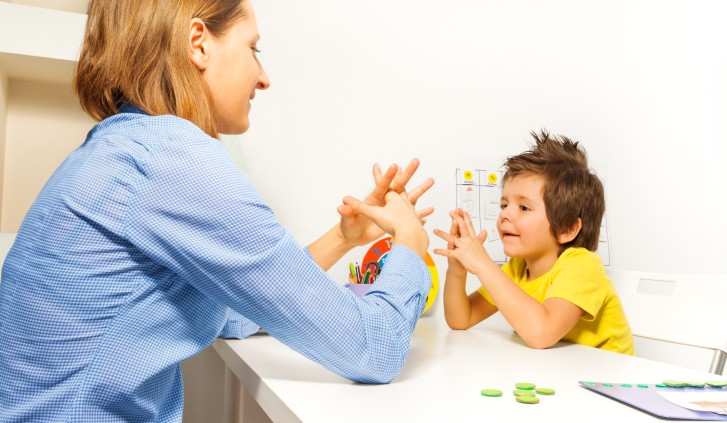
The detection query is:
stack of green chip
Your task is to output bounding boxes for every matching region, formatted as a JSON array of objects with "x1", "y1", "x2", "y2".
[{"x1": 479, "y1": 381, "x2": 556, "y2": 404}]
